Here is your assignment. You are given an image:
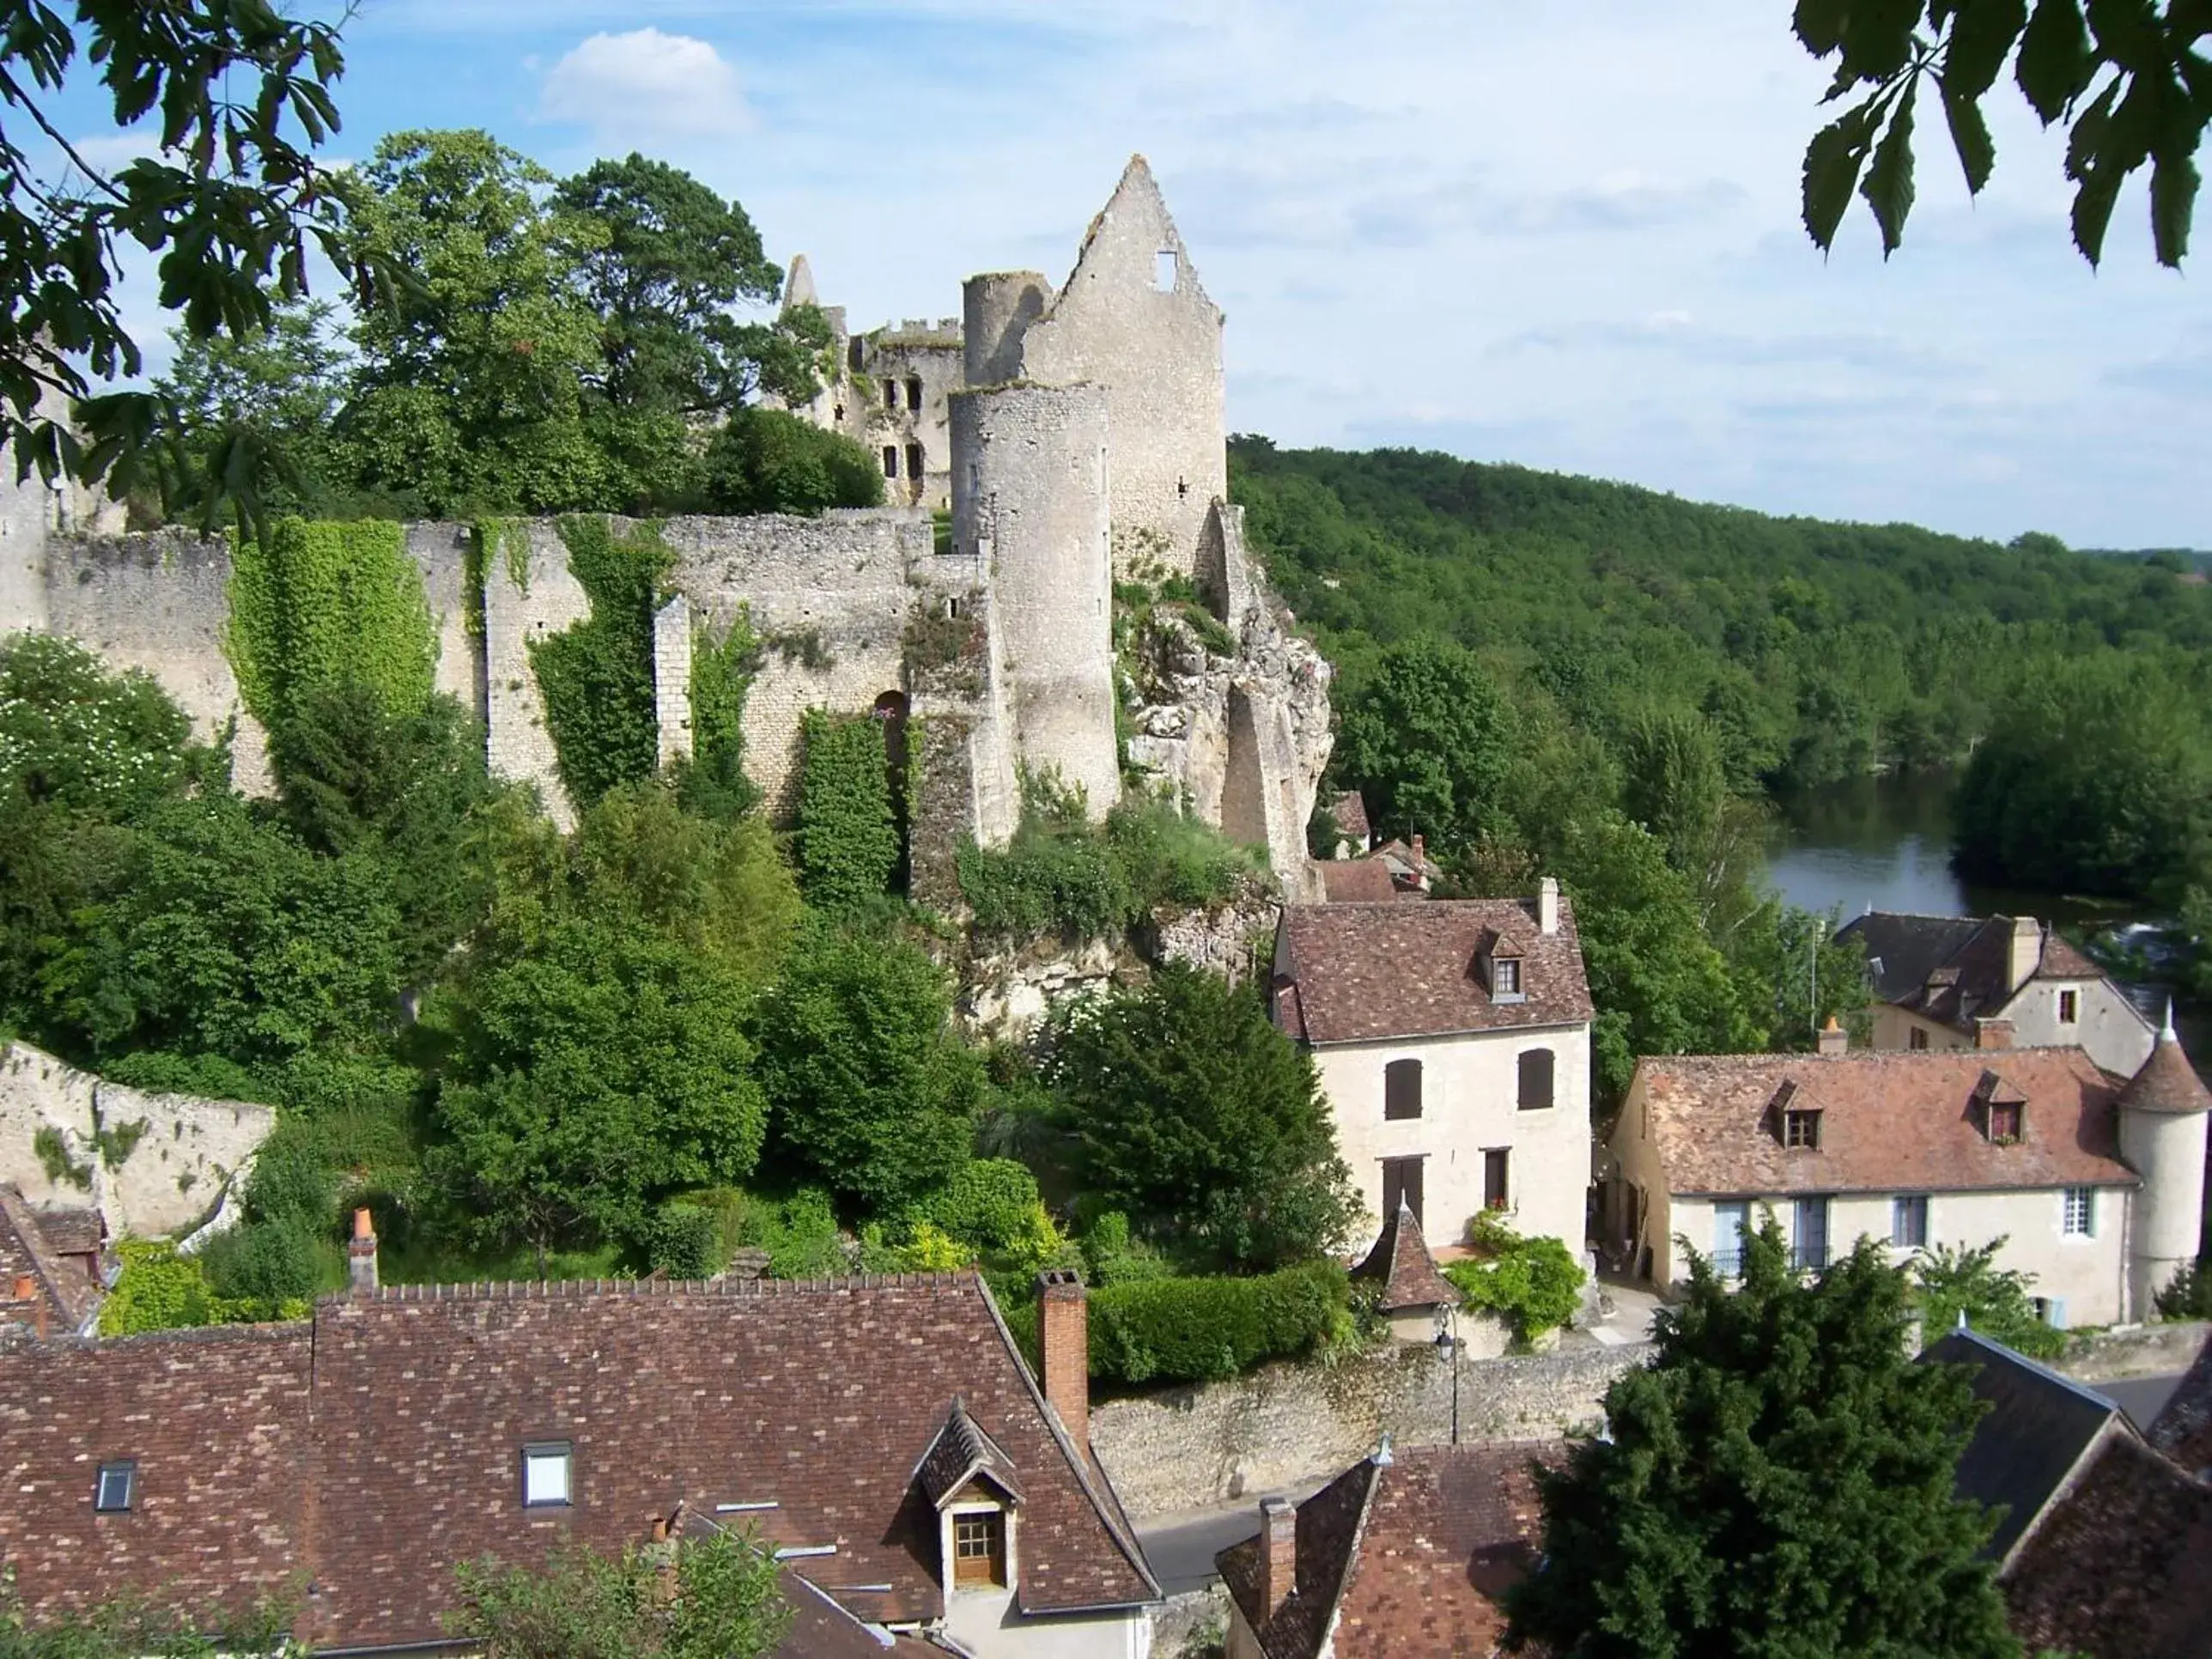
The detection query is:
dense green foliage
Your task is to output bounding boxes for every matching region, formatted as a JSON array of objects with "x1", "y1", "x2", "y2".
[
  {"x1": 1043, "y1": 965, "x2": 1360, "y2": 1272},
  {"x1": 529, "y1": 517, "x2": 678, "y2": 808},
  {"x1": 793, "y1": 711, "x2": 902, "y2": 909},
  {"x1": 1441, "y1": 1212, "x2": 1584, "y2": 1344},
  {"x1": 228, "y1": 517, "x2": 435, "y2": 726},
  {"x1": 1911, "y1": 1238, "x2": 2067, "y2": 1361},
  {"x1": 447, "y1": 1529, "x2": 788, "y2": 1659},
  {"x1": 1084, "y1": 1261, "x2": 1348, "y2": 1385},
  {"x1": 703, "y1": 407, "x2": 885, "y2": 515},
  {"x1": 1505, "y1": 1220, "x2": 2016, "y2": 1657},
  {"x1": 0, "y1": 1577, "x2": 301, "y2": 1659},
  {"x1": 957, "y1": 788, "x2": 1260, "y2": 941}
]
